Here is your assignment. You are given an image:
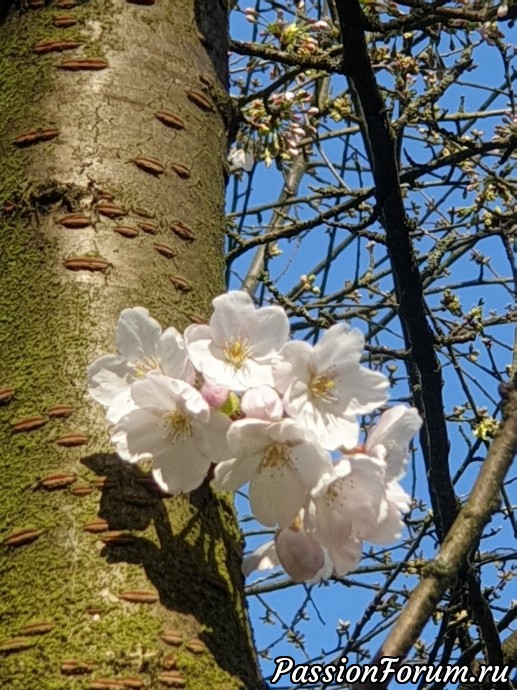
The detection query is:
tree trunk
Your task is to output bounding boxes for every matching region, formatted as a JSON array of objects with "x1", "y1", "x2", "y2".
[{"x1": 0, "y1": 2, "x2": 262, "y2": 688}]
